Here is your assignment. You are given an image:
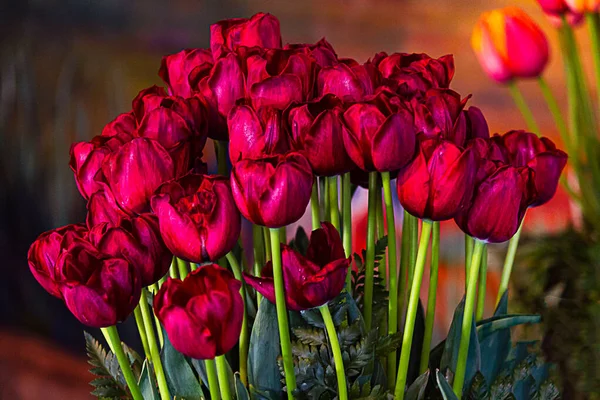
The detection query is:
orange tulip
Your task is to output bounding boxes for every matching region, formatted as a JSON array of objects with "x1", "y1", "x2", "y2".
[
  {"x1": 565, "y1": 0, "x2": 600, "y2": 13},
  {"x1": 472, "y1": 7, "x2": 549, "y2": 83}
]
